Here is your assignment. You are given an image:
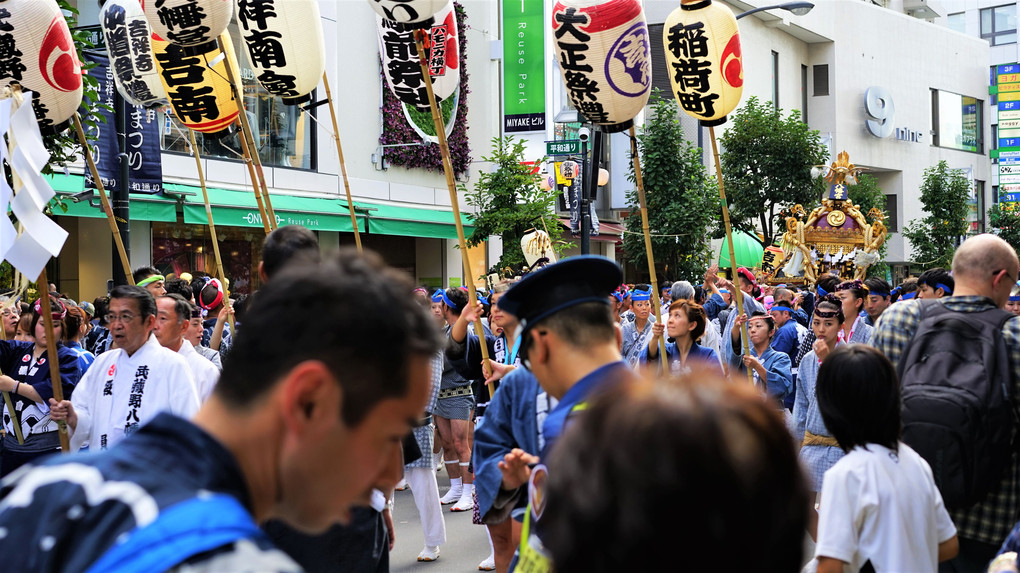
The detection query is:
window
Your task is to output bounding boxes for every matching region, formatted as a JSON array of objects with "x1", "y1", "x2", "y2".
[
  {"x1": 813, "y1": 64, "x2": 829, "y2": 96},
  {"x1": 648, "y1": 24, "x2": 672, "y2": 101},
  {"x1": 801, "y1": 64, "x2": 808, "y2": 123},
  {"x1": 981, "y1": 4, "x2": 1017, "y2": 45},
  {"x1": 884, "y1": 194, "x2": 898, "y2": 232},
  {"x1": 947, "y1": 12, "x2": 966, "y2": 33},
  {"x1": 160, "y1": 22, "x2": 317, "y2": 170},
  {"x1": 931, "y1": 89, "x2": 983, "y2": 153},
  {"x1": 771, "y1": 51, "x2": 779, "y2": 109}
]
